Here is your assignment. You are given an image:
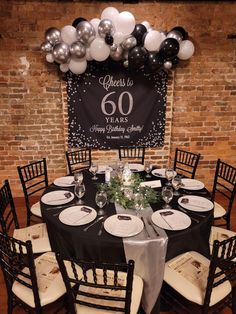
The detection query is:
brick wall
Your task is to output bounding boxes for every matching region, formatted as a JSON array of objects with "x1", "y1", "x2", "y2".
[{"x1": 0, "y1": 1, "x2": 235, "y2": 196}]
